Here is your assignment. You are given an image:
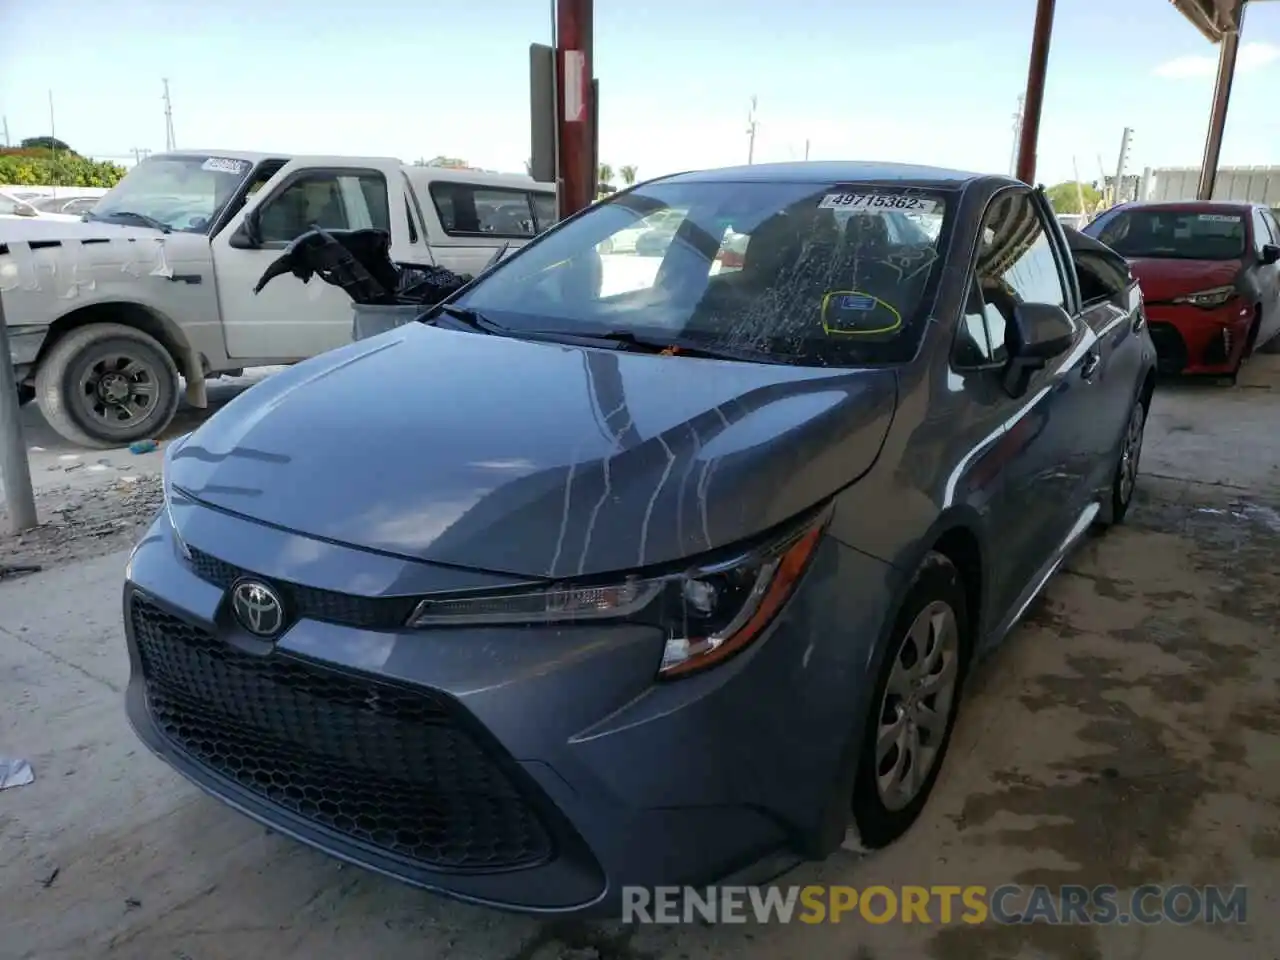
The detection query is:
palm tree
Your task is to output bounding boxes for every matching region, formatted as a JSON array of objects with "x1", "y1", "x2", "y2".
[
  {"x1": 619, "y1": 165, "x2": 638, "y2": 186},
  {"x1": 598, "y1": 163, "x2": 615, "y2": 187}
]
